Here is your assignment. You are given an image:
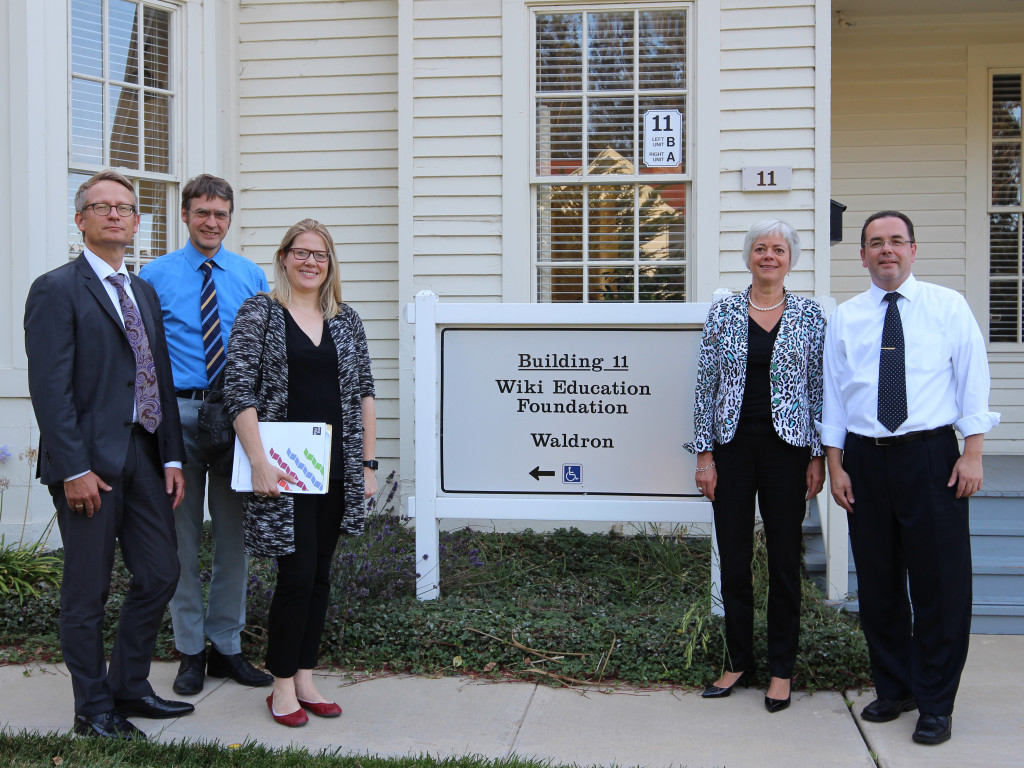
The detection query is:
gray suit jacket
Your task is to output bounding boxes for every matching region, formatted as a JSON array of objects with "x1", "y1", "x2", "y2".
[{"x1": 24, "y1": 254, "x2": 184, "y2": 486}]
